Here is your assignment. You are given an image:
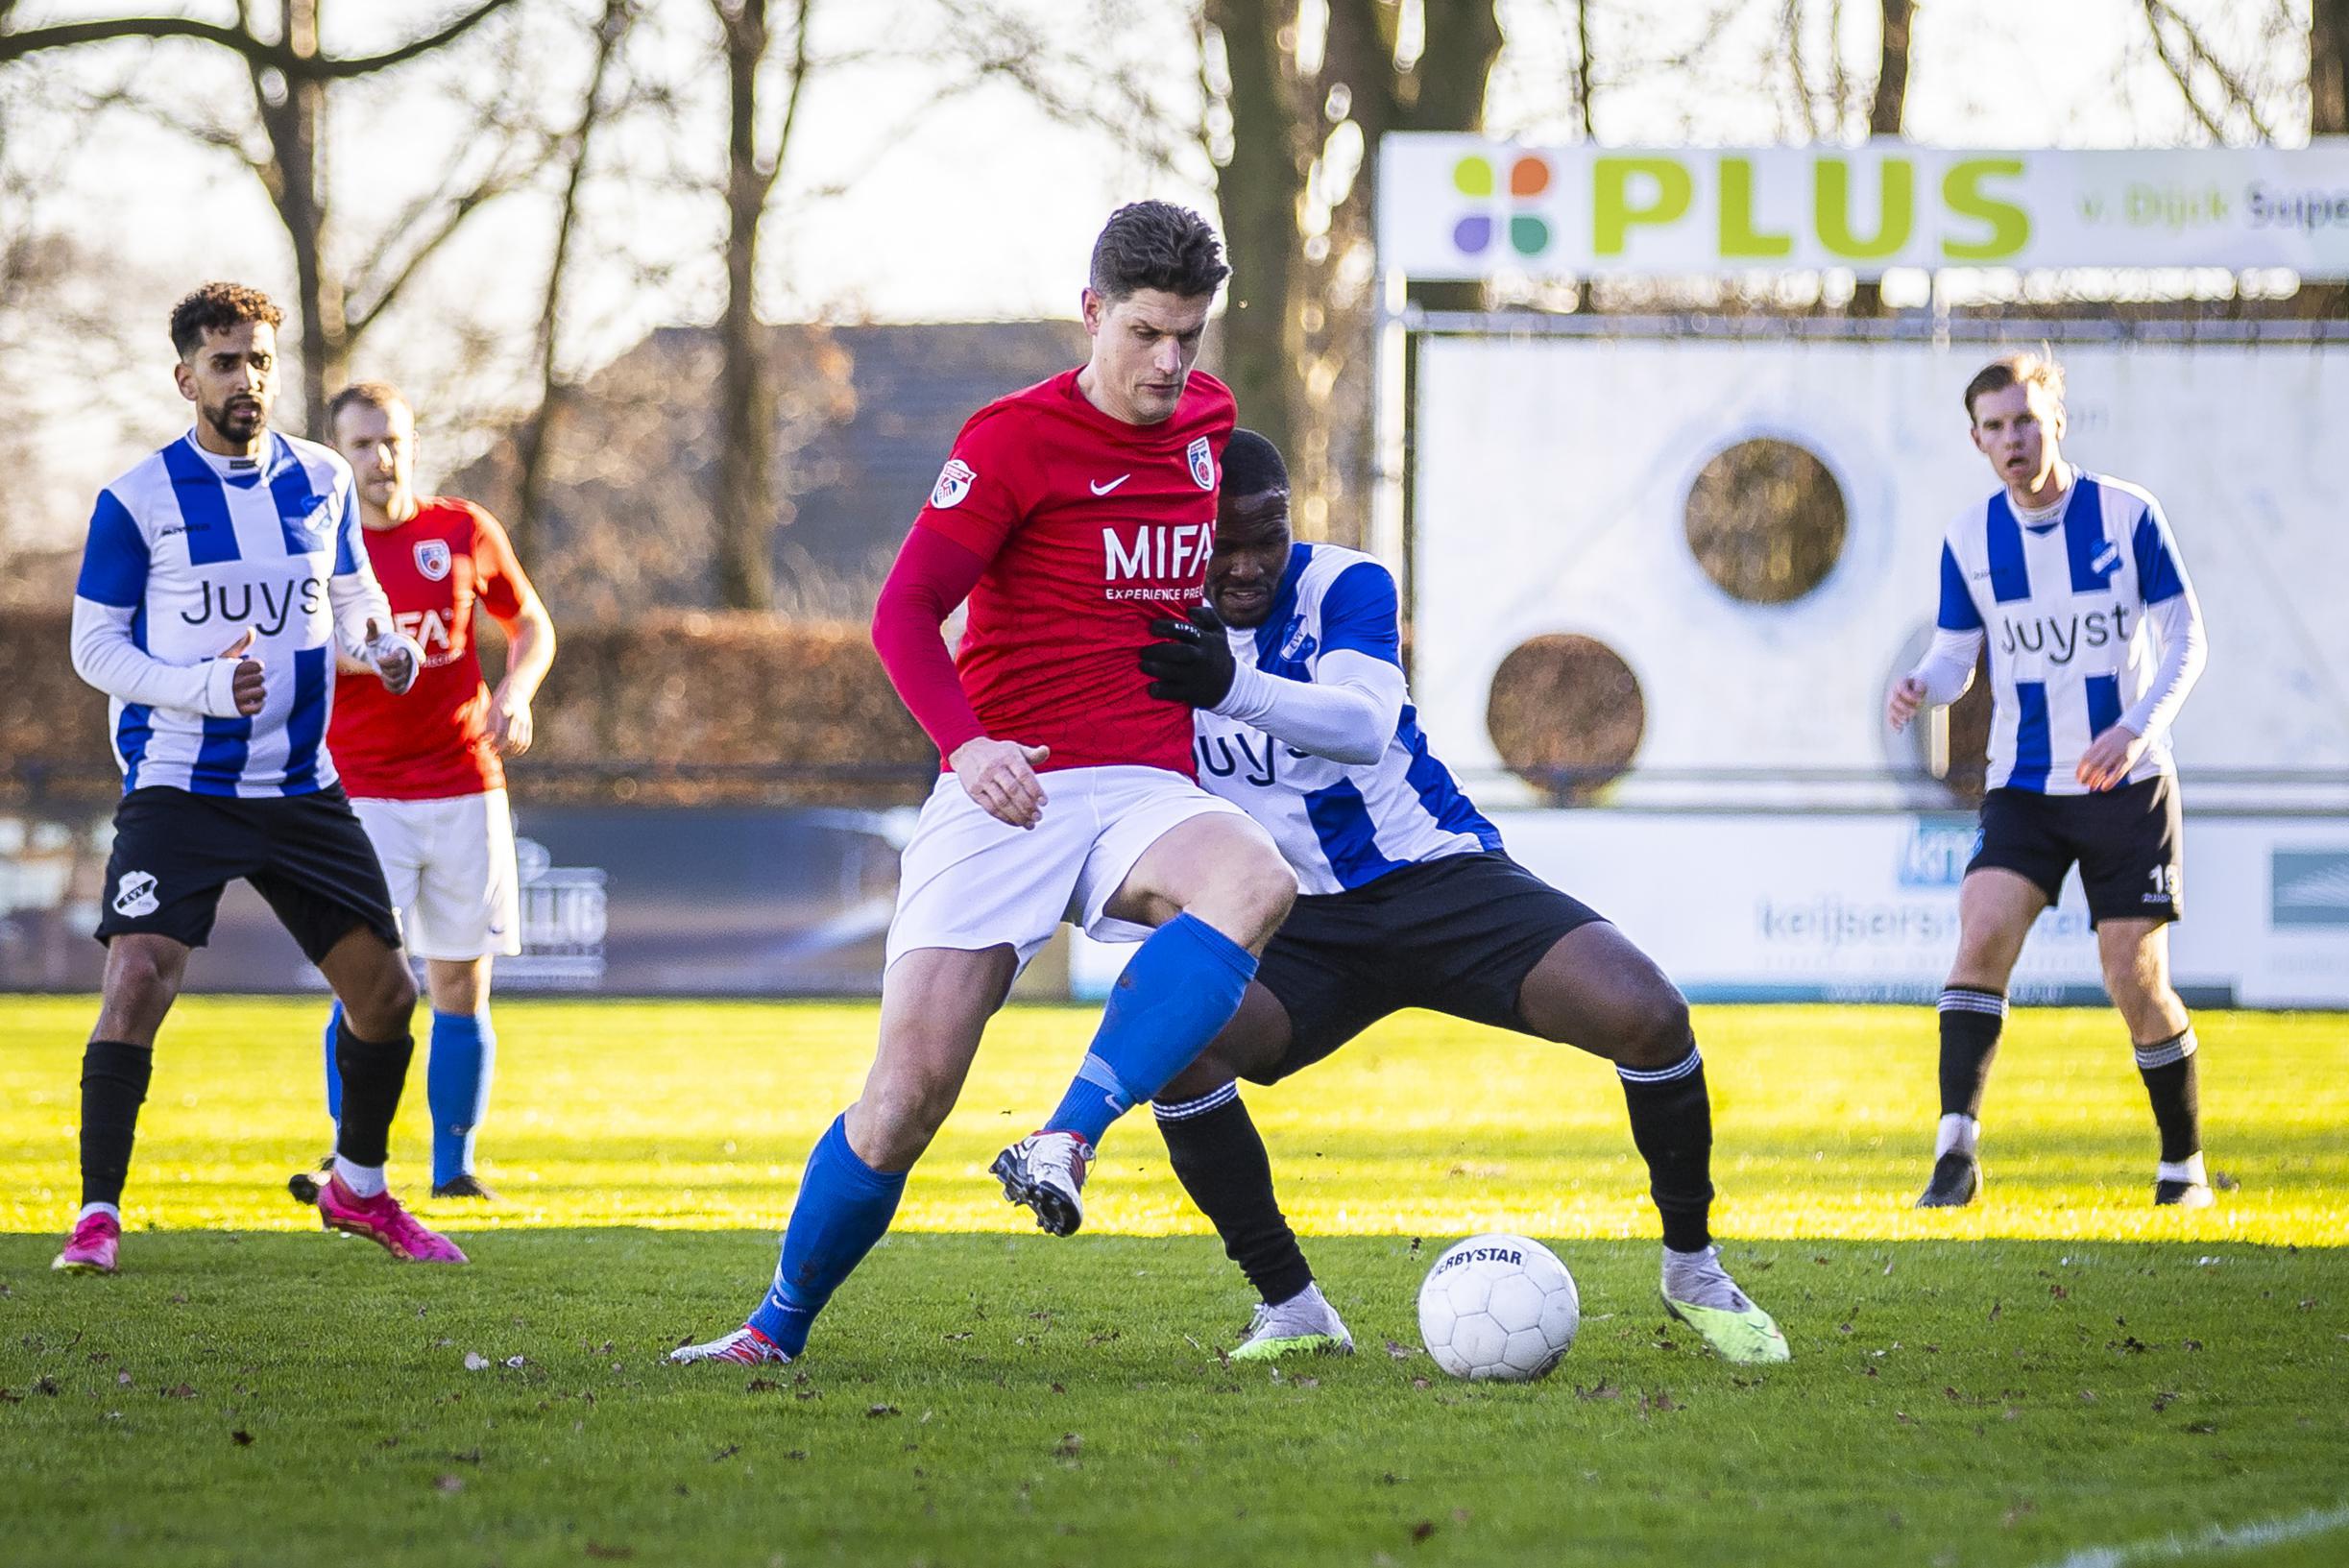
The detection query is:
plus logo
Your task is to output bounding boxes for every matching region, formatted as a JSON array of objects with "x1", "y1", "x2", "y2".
[{"x1": 1451, "y1": 153, "x2": 1552, "y2": 258}]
